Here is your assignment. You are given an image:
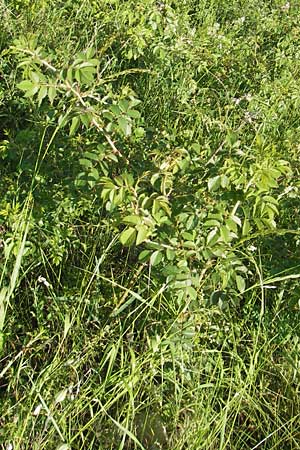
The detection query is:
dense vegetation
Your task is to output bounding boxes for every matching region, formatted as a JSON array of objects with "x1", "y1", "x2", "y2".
[{"x1": 1, "y1": 0, "x2": 300, "y2": 448}]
